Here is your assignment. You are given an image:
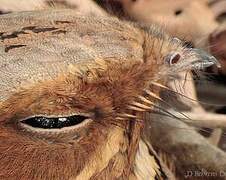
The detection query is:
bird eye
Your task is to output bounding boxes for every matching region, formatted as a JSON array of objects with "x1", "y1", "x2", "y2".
[
  {"x1": 164, "y1": 52, "x2": 181, "y2": 66},
  {"x1": 20, "y1": 114, "x2": 91, "y2": 131},
  {"x1": 174, "y1": 9, "x2": 183, "y2": 16}
]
